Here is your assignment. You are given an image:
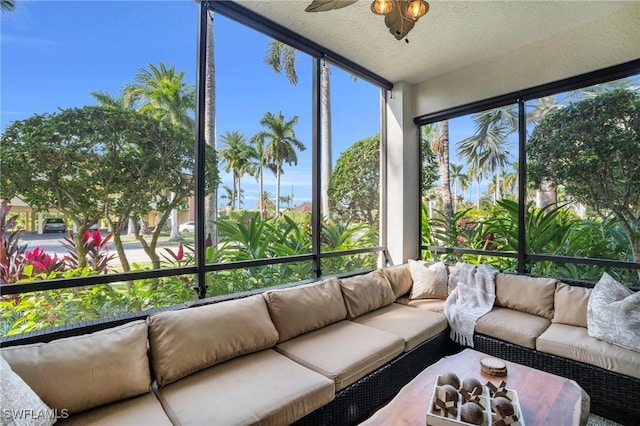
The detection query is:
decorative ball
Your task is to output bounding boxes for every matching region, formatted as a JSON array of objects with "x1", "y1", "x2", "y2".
[
  {"x1": 460, "y1": 401, "x2": 484, "y2": 425},
  {"x1": 461, "y1": 377, "x2": 484, "y2": 394},
  {"x1": 440, "y1": 372, "x2": 461, "y2": 389},
  {"x1": 439, "y1": 384, "x2": 459, "y2": 401},
  {"x1": 491, "y1": 396, "x2": 514, "y2": 417}
]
